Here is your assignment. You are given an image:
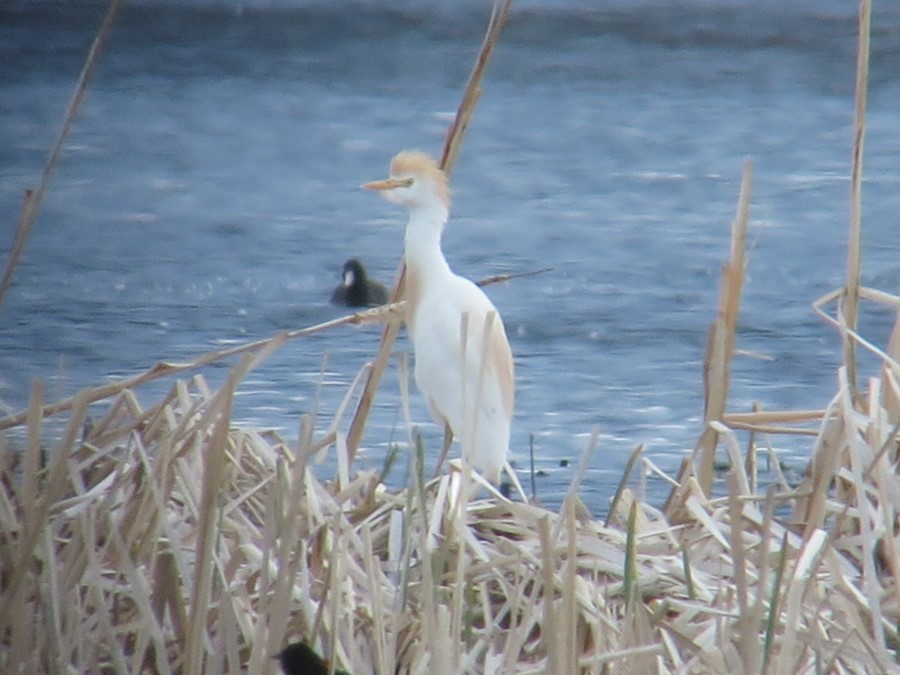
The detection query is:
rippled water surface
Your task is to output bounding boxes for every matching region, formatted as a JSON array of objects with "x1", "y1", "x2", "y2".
[{"x1": 2, "y1": 0, "x2": 899, "y2": 514}]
